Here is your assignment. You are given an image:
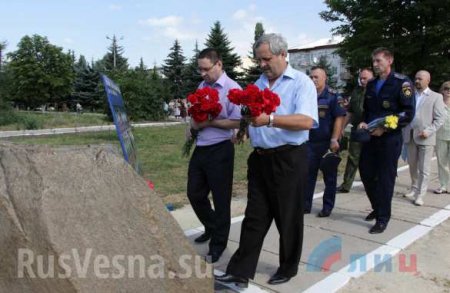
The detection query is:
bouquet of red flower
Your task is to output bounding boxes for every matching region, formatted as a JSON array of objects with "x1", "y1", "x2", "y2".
[
  {"x1": 228, "y1": 84, "x2": 281, "y2": 143},
  {"x1": 182, "y1": 87, "x2": 222, "y2": 157}
]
